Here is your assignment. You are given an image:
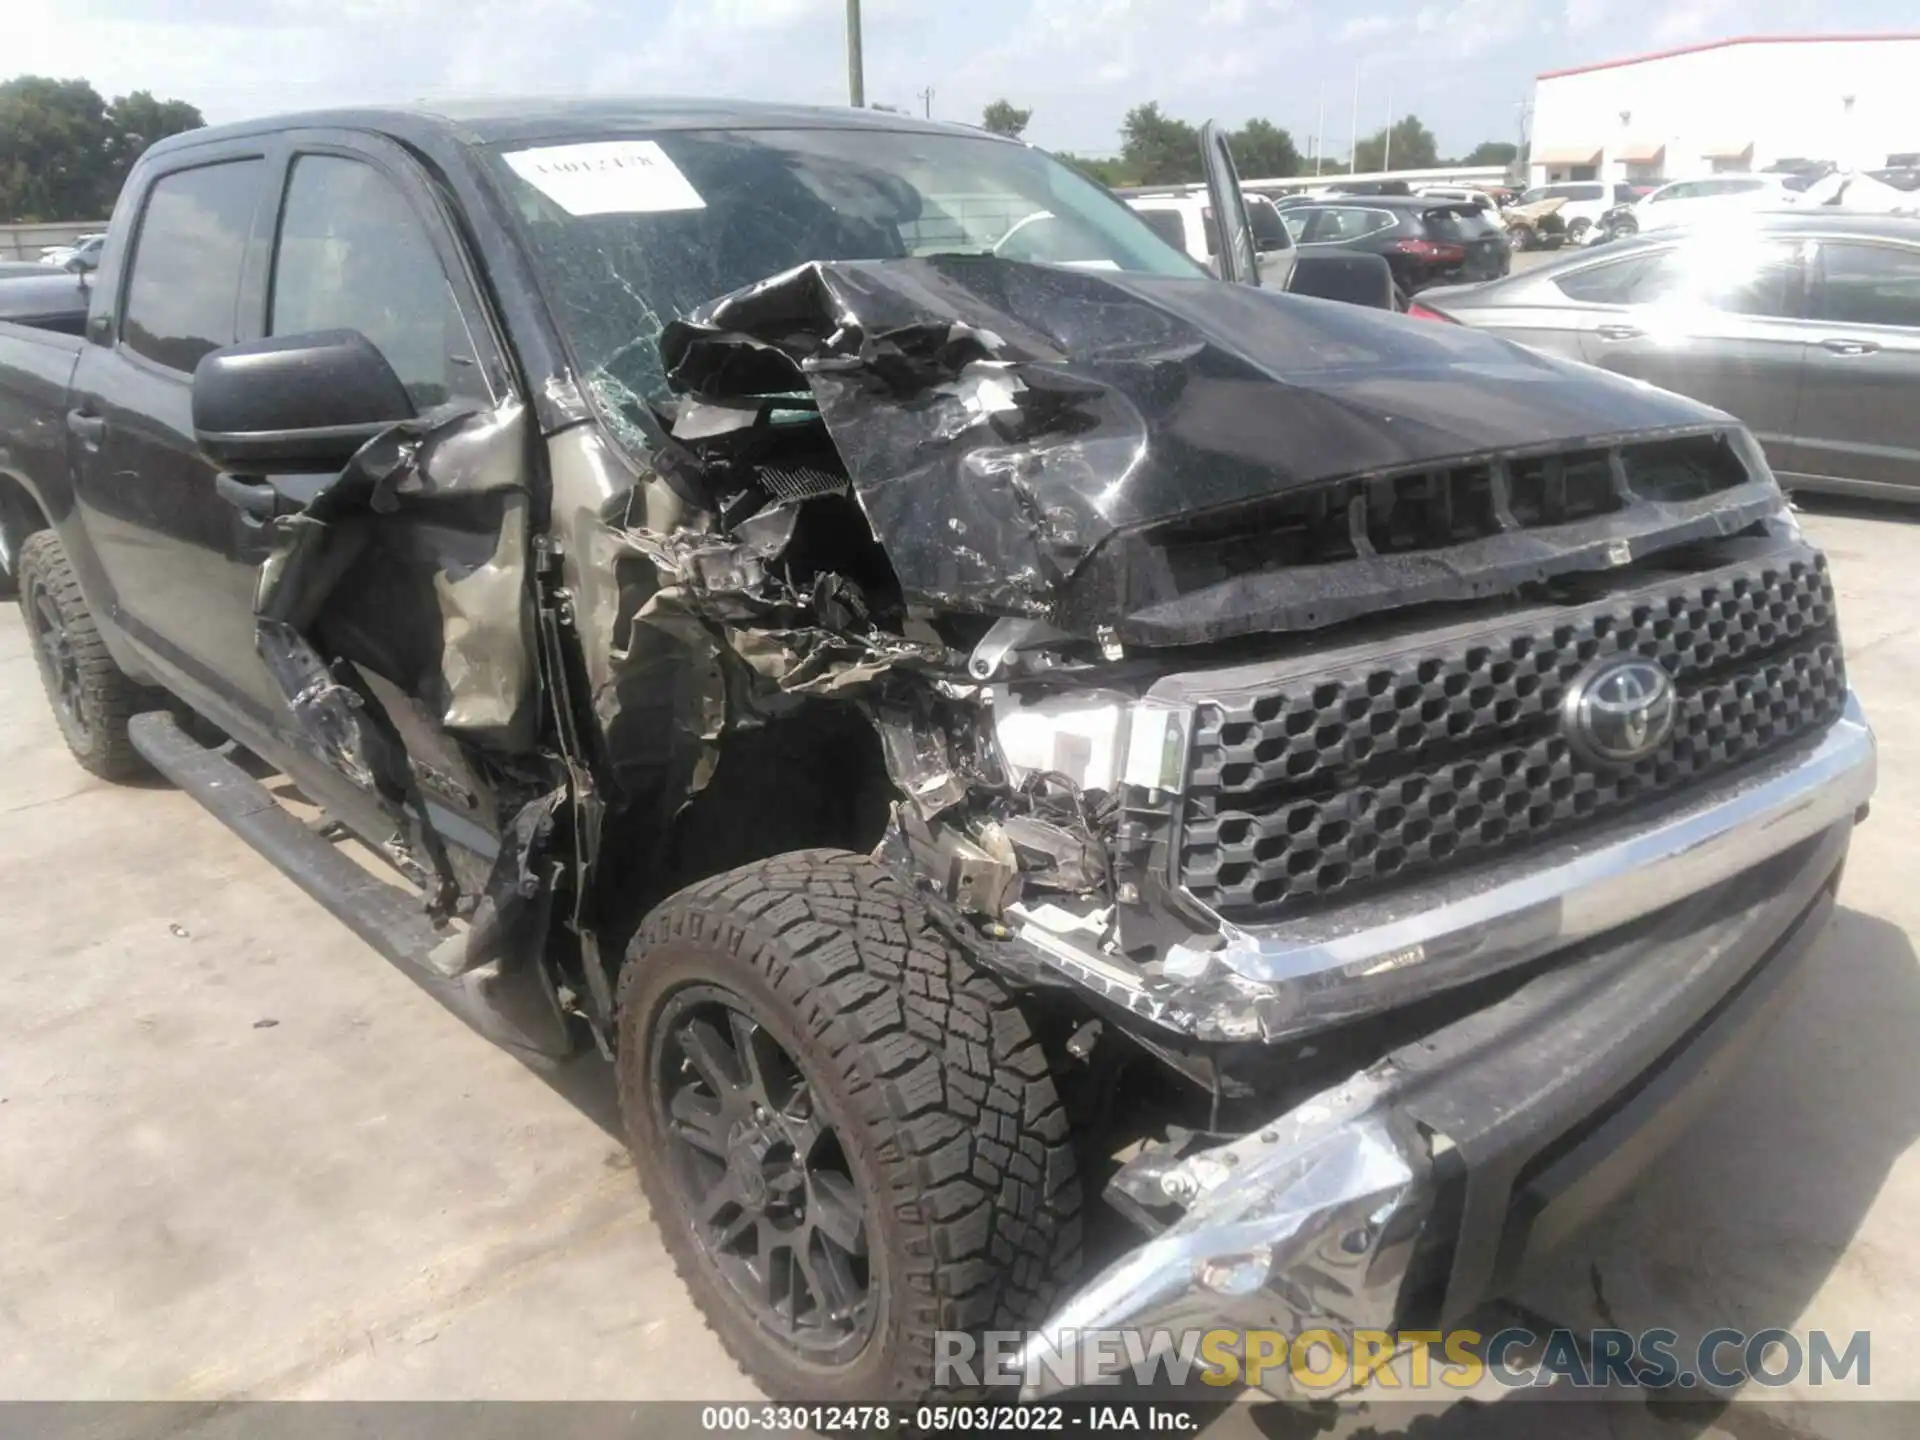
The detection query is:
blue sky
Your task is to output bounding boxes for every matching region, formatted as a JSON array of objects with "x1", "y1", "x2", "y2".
[{"x1": 13, "y1": 0, "x2": 1918, "y2": 159}]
